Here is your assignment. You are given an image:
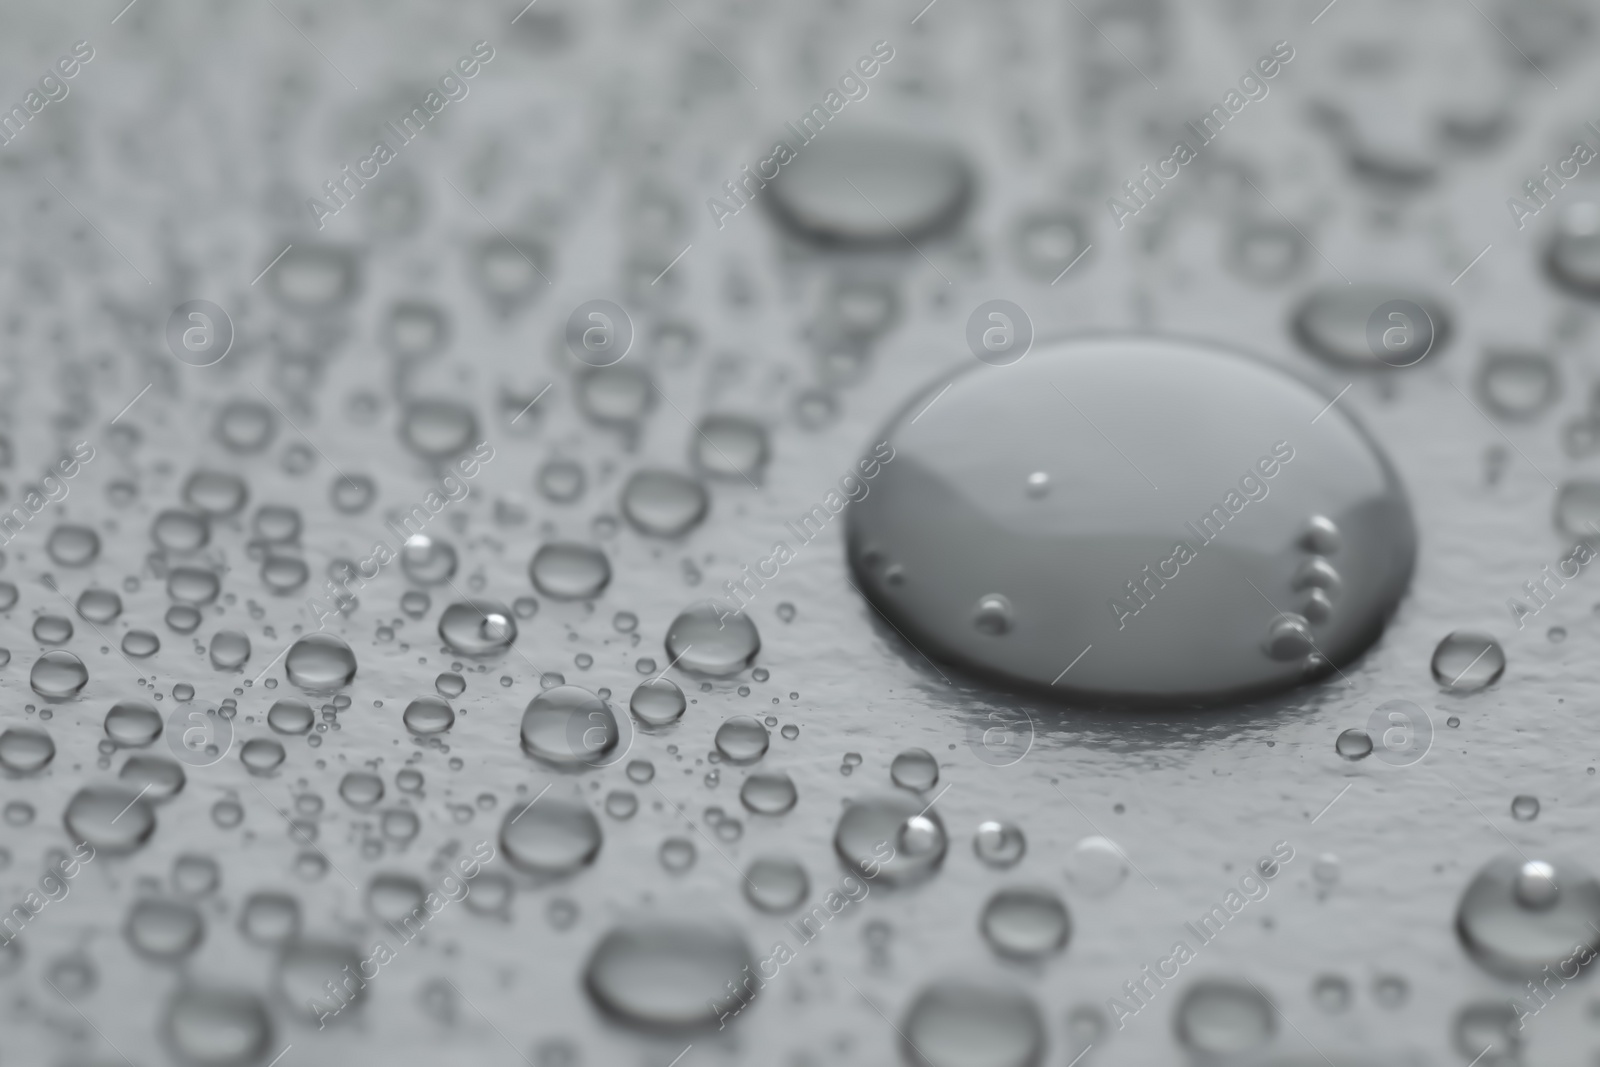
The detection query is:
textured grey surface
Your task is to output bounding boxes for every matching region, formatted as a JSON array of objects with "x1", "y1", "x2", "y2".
[{"x1": 0, "y1": 0, "x2": 1596, "y2": 1065}]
